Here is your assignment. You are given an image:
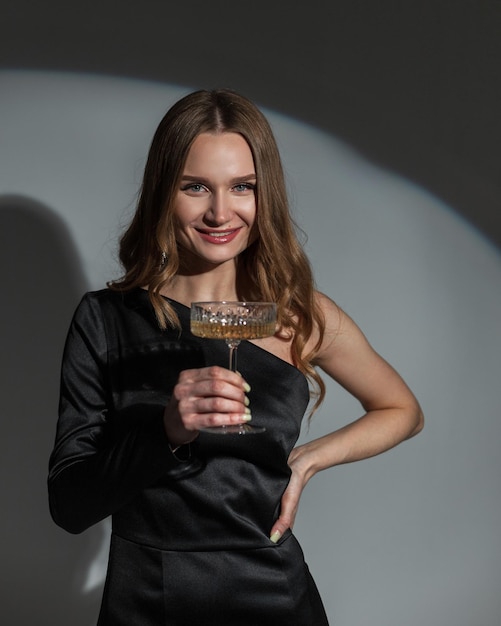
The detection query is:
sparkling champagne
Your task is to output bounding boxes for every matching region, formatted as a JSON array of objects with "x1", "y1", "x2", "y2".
[{"x1": 191, "y1": 319, "x2": 276, "y2": 340}]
